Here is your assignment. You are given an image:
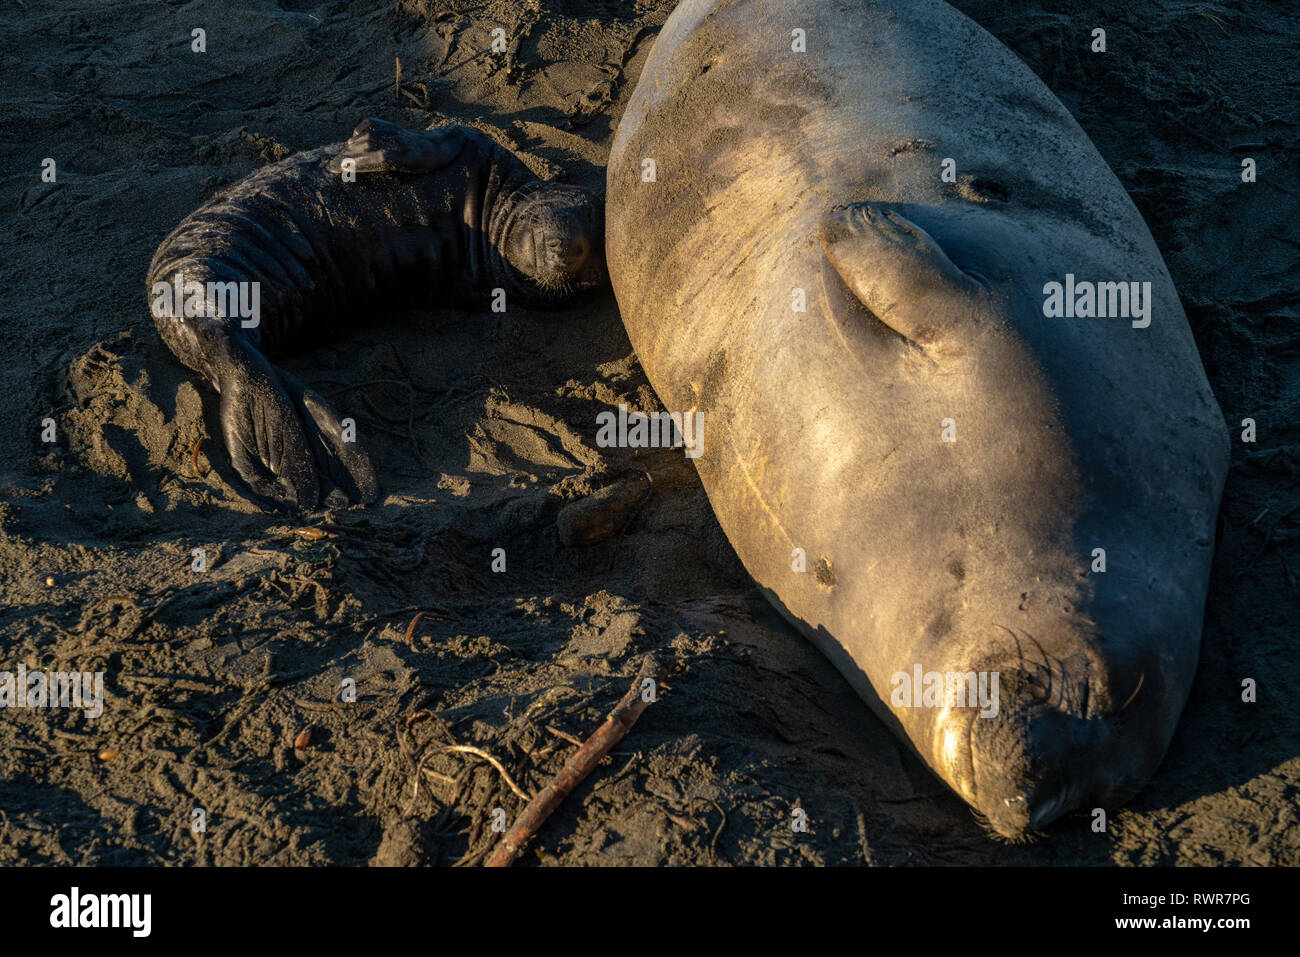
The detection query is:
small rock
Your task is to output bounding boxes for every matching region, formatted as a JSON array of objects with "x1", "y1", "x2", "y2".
[{"x1": 556, "y1": 472, "x2": 652, "y2": 547}]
